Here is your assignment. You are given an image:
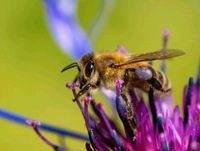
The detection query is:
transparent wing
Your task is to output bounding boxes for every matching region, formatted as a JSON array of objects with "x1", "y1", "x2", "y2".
[{"x1": 114, "y1": 49, "x2": 185, "y2": 67}]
